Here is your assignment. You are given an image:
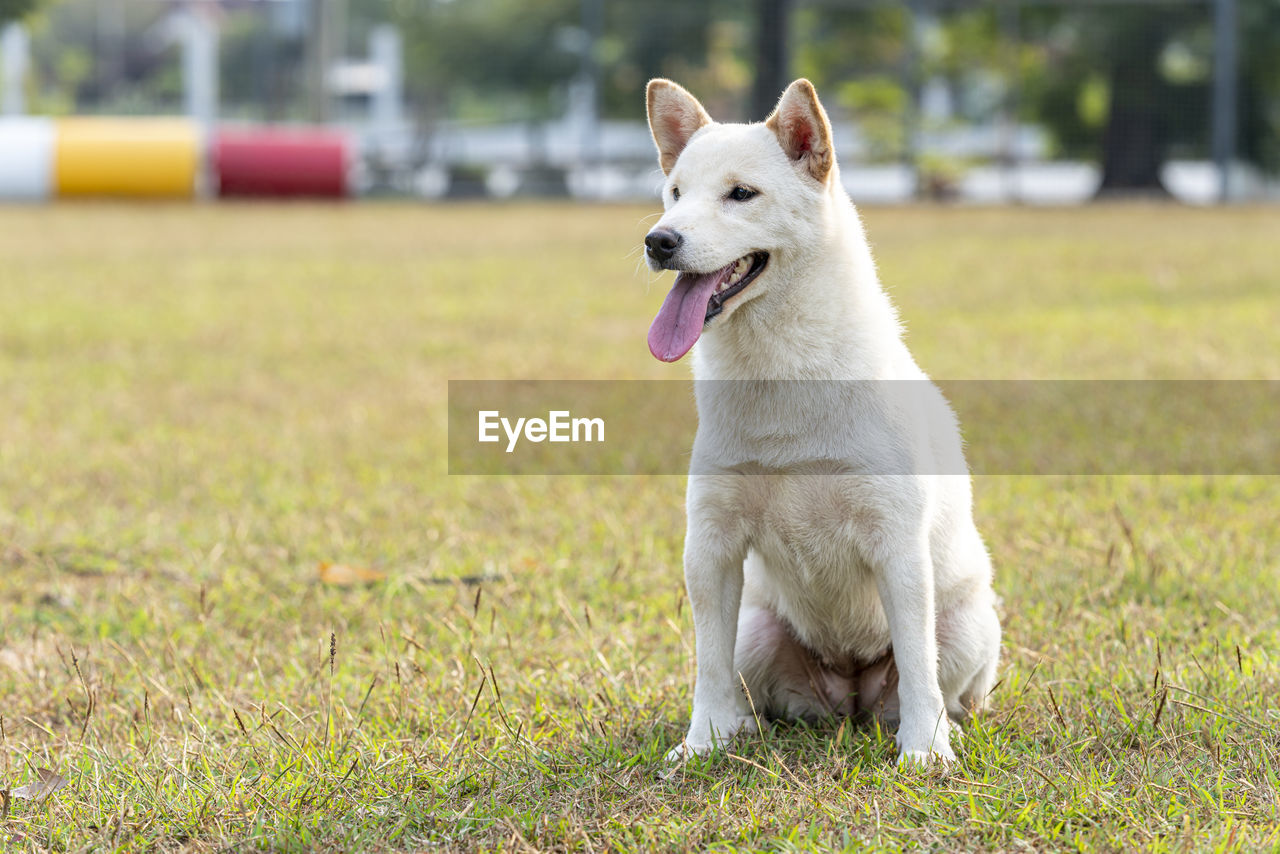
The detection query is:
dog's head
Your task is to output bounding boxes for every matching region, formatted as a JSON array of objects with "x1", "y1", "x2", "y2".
[{"x1": 643, "y1": 78, "x2": 838, "y2": 362}]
